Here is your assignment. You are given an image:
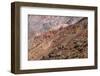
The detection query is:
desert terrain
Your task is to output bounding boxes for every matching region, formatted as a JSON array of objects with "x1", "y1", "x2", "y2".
[{"x1": 28, "y1": 15, "x2": 88, "y2": 60}]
